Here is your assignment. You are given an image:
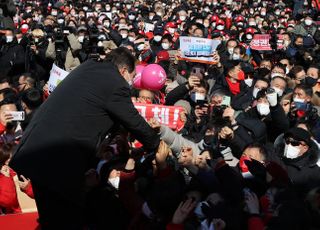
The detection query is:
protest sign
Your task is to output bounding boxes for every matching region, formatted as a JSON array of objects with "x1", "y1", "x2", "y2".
[
  {"x1": 250, "y1": 34, "x2": 284, "y2": 50},
  {"x1": 48, "y1": 64, "x2": 69, "y2": 93},
  {"x1": 134, "y1": 103, "x2": 185, "y2": 131},
  {"x1": 144, "y1": 23, "x2": 155, "y2": 33},
  {"x1": 178, "y1": 36, "x2": 221, "y2": 64}
]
